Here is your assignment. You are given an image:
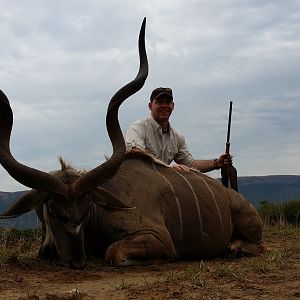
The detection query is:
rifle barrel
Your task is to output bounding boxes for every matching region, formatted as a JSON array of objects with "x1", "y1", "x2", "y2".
[
  {"x1": 225, "y1": 101, "x2": 233, "y2": 154},
  {"x1": 226, "y1": 101, "x2": 233, "y2": 143}
]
